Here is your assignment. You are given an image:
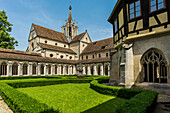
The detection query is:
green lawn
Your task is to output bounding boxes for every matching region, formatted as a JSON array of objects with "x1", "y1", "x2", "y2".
[{"x1": 18, "y1": 83, "x2": 127, "y2": 113}]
